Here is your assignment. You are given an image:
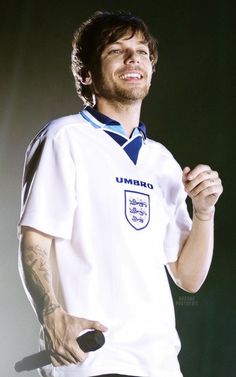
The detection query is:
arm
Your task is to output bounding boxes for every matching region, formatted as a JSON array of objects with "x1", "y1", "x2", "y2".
[
  {"x1": 19, "y1": 227, "x2": 107, "y2": 367},
  {"x1": 168, "y1": 164, "x2": 223, "y2": 293}
]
